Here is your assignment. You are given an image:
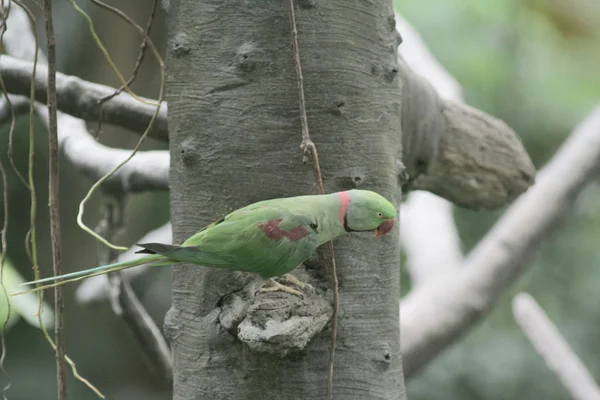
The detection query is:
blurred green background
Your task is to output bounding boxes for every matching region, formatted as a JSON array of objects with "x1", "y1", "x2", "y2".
[
  {"x1": 395, "y1": 0, "x2": 600, "y2": 399},
  {"x1": 0, "y1": 0, "x2": 598, "y2": 398}
]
